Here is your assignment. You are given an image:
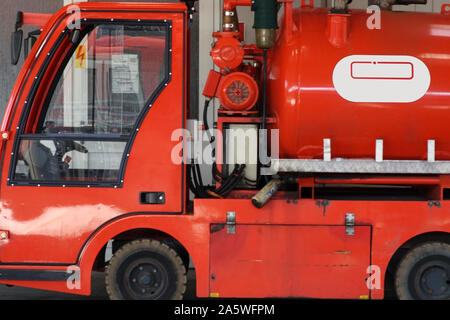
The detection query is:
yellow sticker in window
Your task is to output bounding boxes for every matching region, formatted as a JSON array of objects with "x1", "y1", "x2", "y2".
[{"x1": 75, "y1": 45, "x2": 86, "y2": 69}]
